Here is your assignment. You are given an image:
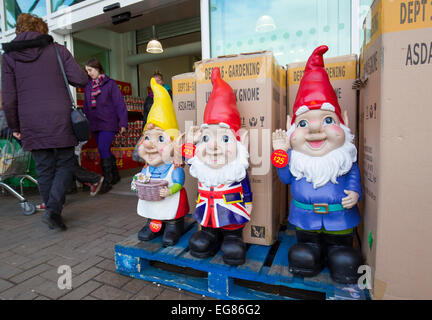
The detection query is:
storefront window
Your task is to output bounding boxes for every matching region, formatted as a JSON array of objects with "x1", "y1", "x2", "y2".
[
  {"x1": 51, "y1": 0, "x2": 87, "y2": 12},
  {"x1": 4, "y1": 0, "x2": 47, "y2": 30},
  {"x1": 210, "y1": 0, "x2": 352, "y2": 65},
  {"x1": 359, "y1": 0, "x2": 374, "y2": 48}
]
